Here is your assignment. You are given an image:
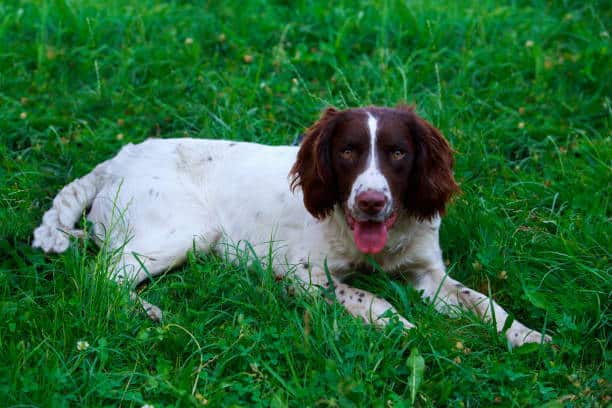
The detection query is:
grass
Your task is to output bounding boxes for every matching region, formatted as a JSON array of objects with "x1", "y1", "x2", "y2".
[{"x1": 0, "y1": 0, "x2": 610, "y2": 406}]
